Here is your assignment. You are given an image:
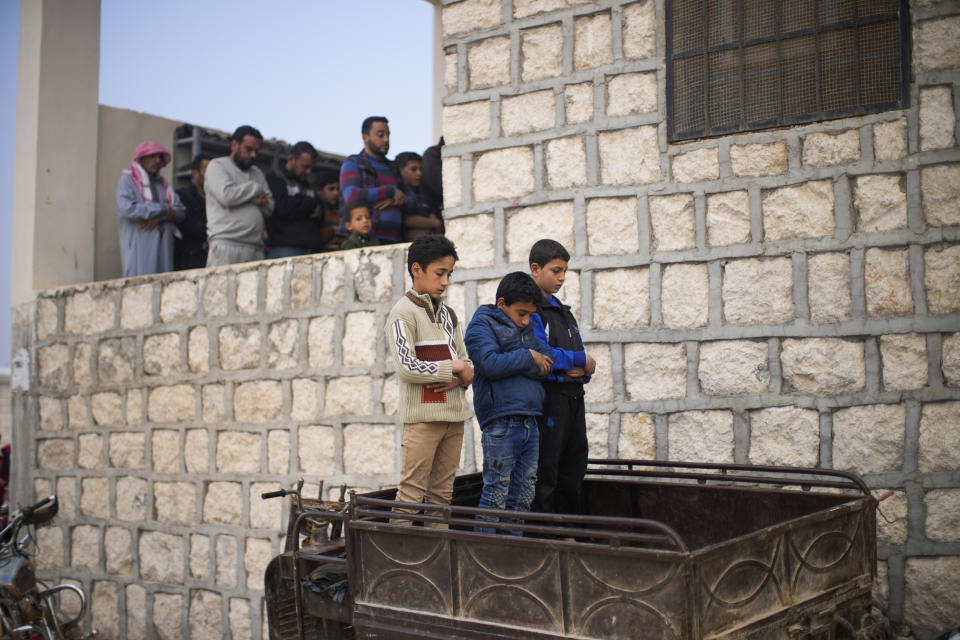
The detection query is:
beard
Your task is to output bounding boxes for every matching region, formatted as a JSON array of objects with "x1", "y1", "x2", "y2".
[
  {"x1": 232, "y1": 153, "x2": 254, "y2": 170},
  {"x1": 367, "y1": 142, "x2": 388, "y2": 157}
]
